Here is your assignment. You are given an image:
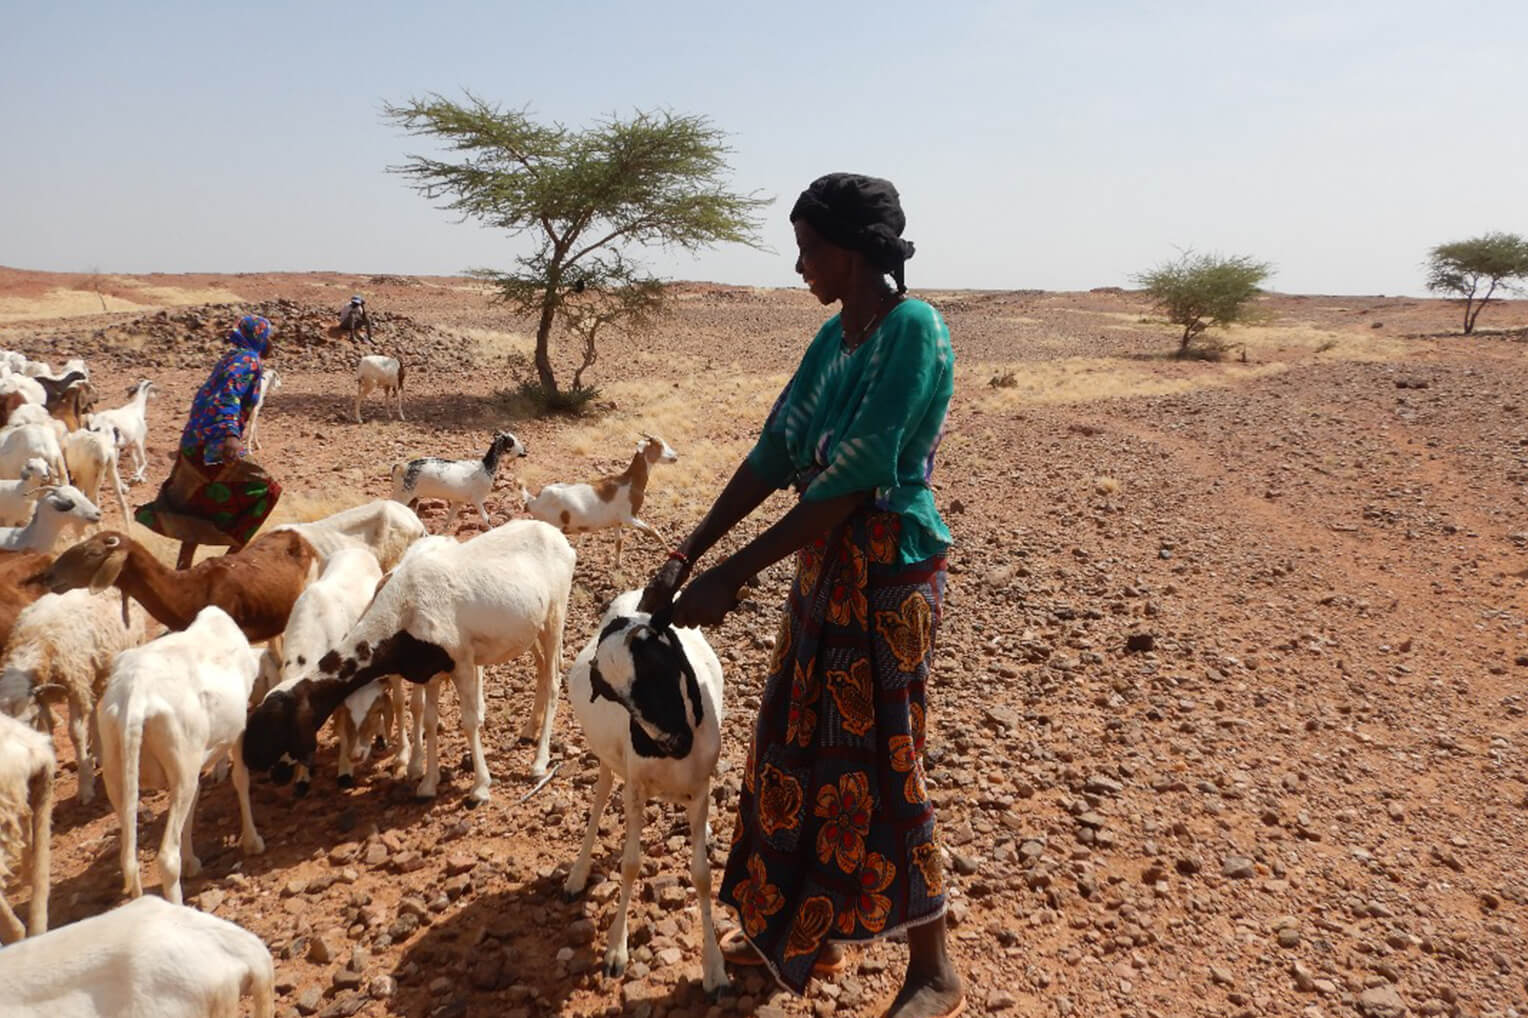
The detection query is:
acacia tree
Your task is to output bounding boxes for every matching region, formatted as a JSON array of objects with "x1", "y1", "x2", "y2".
[
  {"x1": 384, "y1": 94, "x2": 769, "y2": 409},
  {"x1": 1424, "y1": 232, "x2": 1528, "y2": 334},
  {"x1": 1133, "y1": 251, "x2": 1273, "y2": 356}
]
